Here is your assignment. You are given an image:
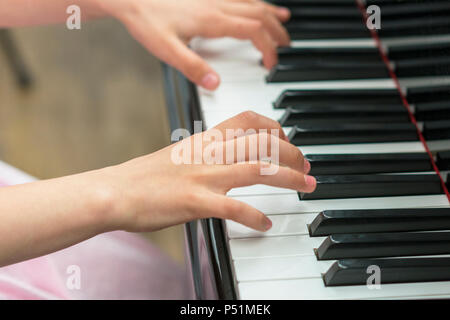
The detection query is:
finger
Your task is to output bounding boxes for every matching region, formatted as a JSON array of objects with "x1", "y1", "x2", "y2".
[
  {"x1": 213, "y1": 162, "x2": 317, "y2": 193},
  {"x1": 200, "y1": 13, "x2": 278, "y2": 69},
  {"x1": 213, "y1": 111, "x2": 289, "y2": 142},
  {"x1": 220, "y1": 2, "x2": 290, "y2": 46},
  {"x1": 262, "y1": 2, "x2": 291, "y2": 22},
  {"x1": 226, "y1": 0, "x2": 291, "y2": 22},
  {"x1": 218, "y1": 133, "x2": 309, "y2": 173},
  {"x1": 212, "y1": 194, "x2": 272, "y2": 232},
  {"x1": 142, "y1": 34, "x2": 220, "y2": 90}
]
